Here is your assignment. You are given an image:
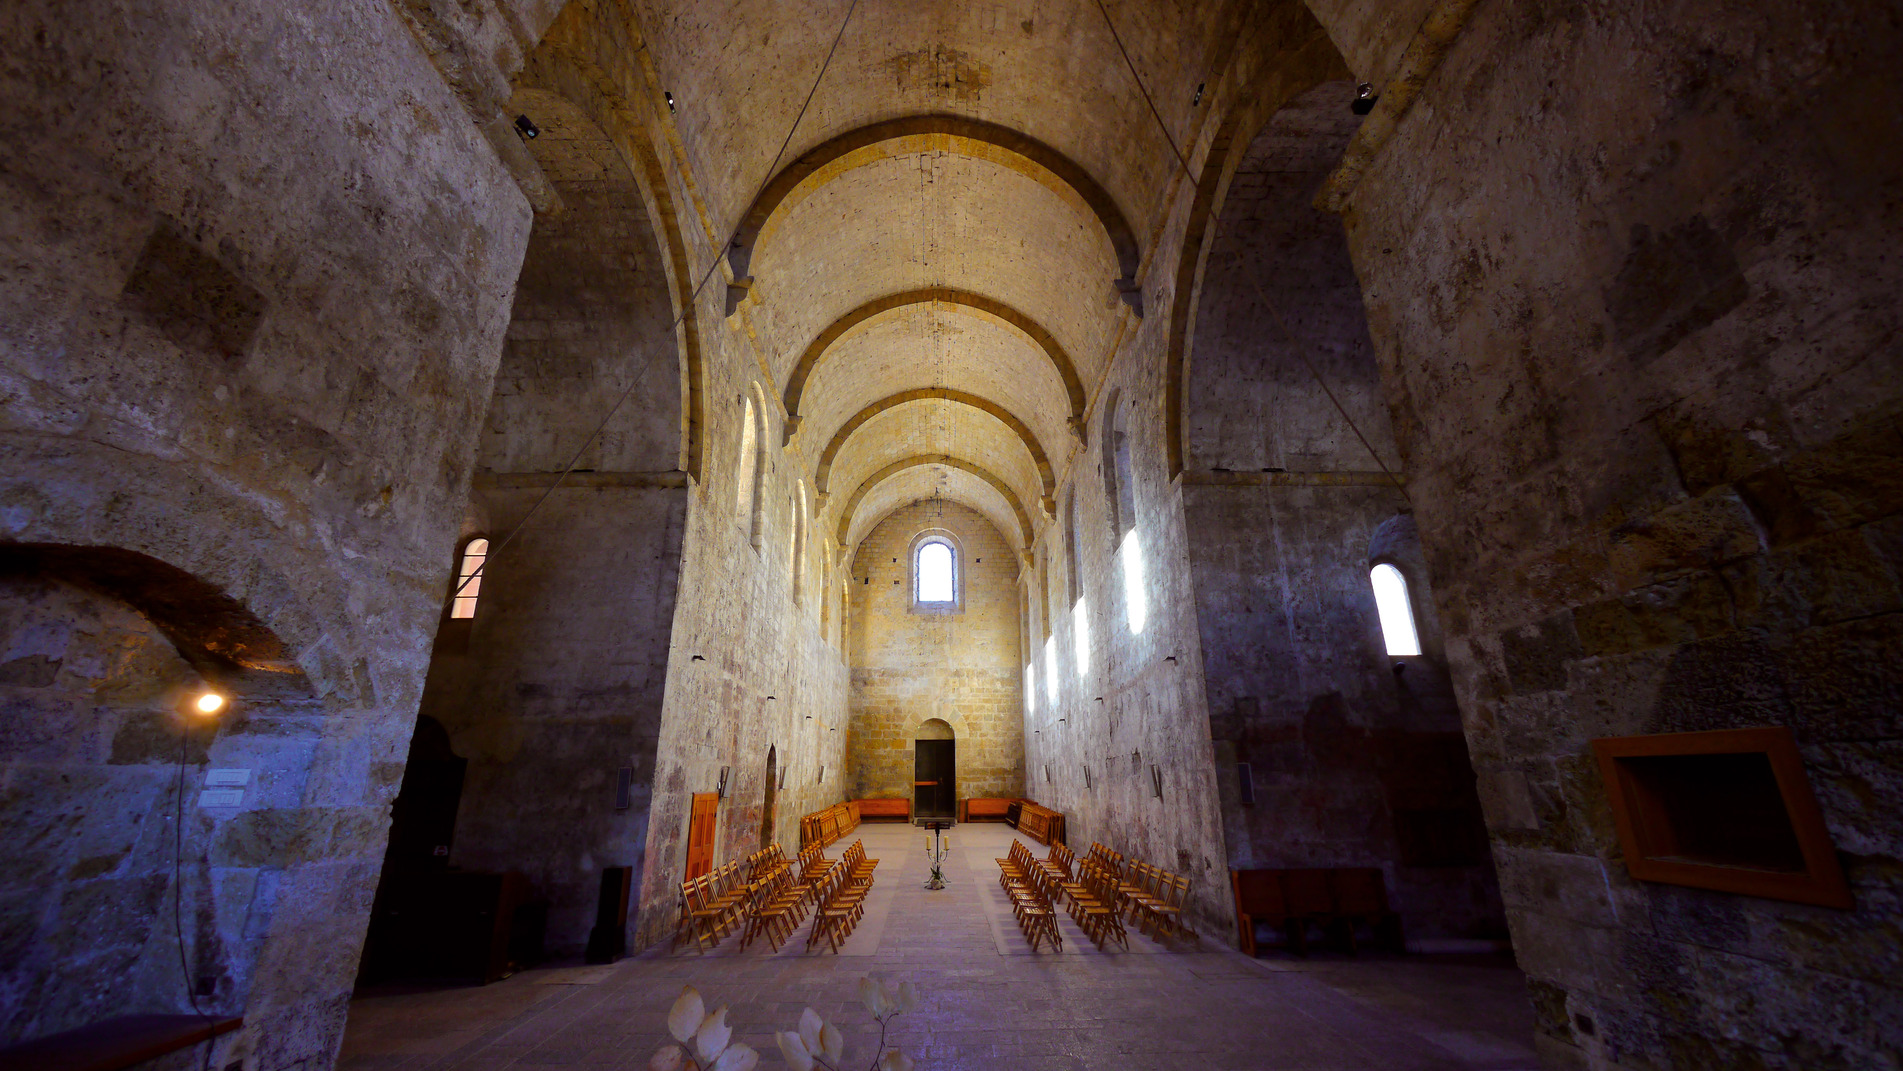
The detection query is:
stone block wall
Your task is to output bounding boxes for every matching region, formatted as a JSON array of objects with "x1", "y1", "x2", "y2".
[
  {"x1": 1178, "y1": 76, "x2": 1503, "y2": 942},
  {"x1": 1326, "y1": 0, "x2": 1903, "y2": 1065},
  {"x1": 0, "y1": 575, "x2": 219, "y2": 1041},
  {"x1": 0, "y1": 0, "x2": 532, "y2": 1064},
  {"x1": 631, "y1": 292, "x2": 851, "y2": 950},
  {"x1": 847, "y1": 501, "x2": 1023, "y2": 804},
  {"x1": 416, "y1": 481, "x2": 685, "y2": 955}
]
